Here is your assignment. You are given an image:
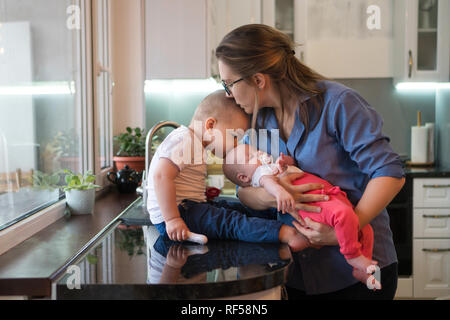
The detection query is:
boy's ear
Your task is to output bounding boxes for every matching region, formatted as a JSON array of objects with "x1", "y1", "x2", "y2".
[{"x1": 205, "y1": 117, "x2": 217, "y2": 130}]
